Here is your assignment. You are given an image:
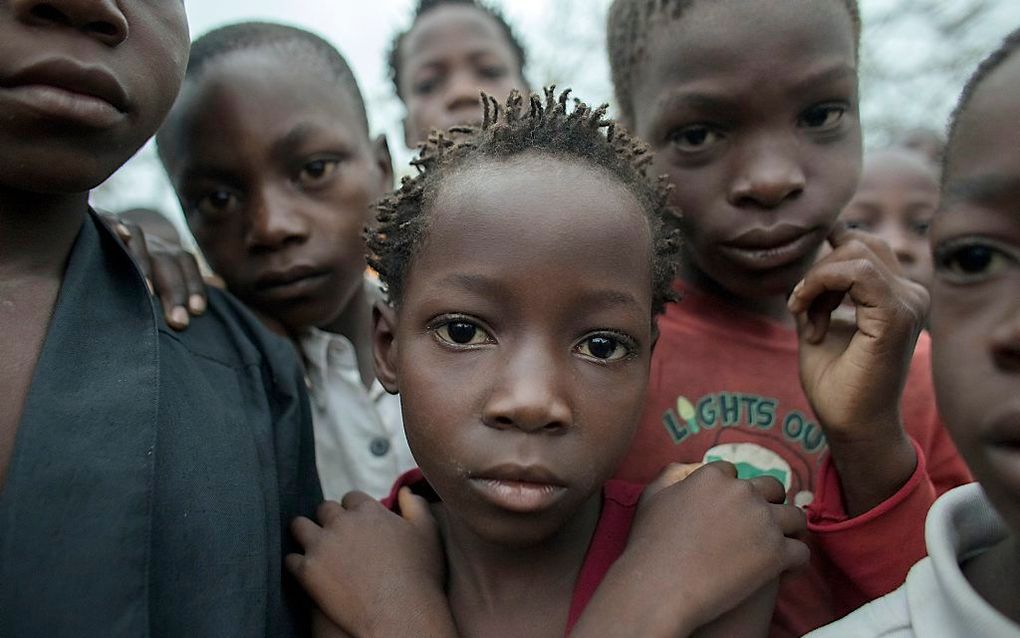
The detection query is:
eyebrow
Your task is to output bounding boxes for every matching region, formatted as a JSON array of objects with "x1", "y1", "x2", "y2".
[
  {"x1": 438, "y1": 273, "x2": 642, "y2": 310},
  {"x1": 787, "y1": 63, "x2": 857, "y2": 96},
  {"x1": 944, "y1": 174, "x2": 1020, "y2": 205},
  {"x1": 271, "y1": 123, "x2": 323, "y2": 161}
]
